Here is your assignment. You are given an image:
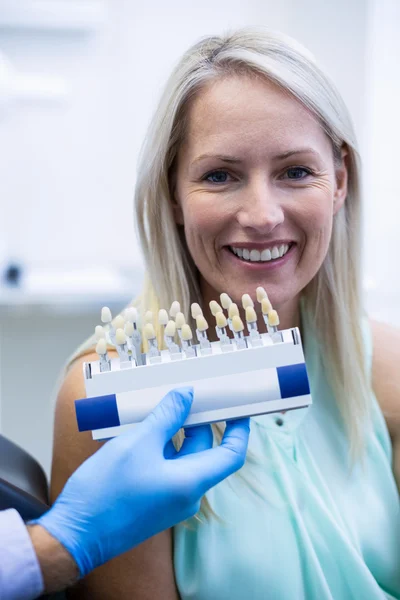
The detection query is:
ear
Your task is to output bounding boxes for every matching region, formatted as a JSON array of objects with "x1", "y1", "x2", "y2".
[
  {"x1": 333, "y1": 146, "x2": 349, "y2": 215},
  {"x1": 172, "y1": 195, "x2": 185, "y2": 225},
  {"x1": 169, "y1": 166, "x2": 185, "y2": 225}
]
